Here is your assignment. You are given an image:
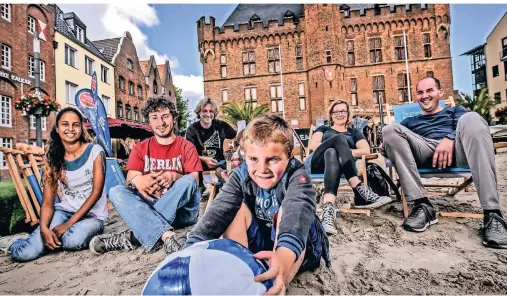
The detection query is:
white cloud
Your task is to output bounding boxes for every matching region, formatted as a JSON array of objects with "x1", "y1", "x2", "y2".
[
  {"x1": 168, "y1": 56, "x2": 180, "y2": 70},
  {"x1": 173, "y1": 74, "x2": 204, "y2": 111},
  {"x1": 101, "y1": 4, "x2": 169, "y2": 63},
  {"x1": 58, "y1": 4, "x2": 200, "y2": 113}
]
